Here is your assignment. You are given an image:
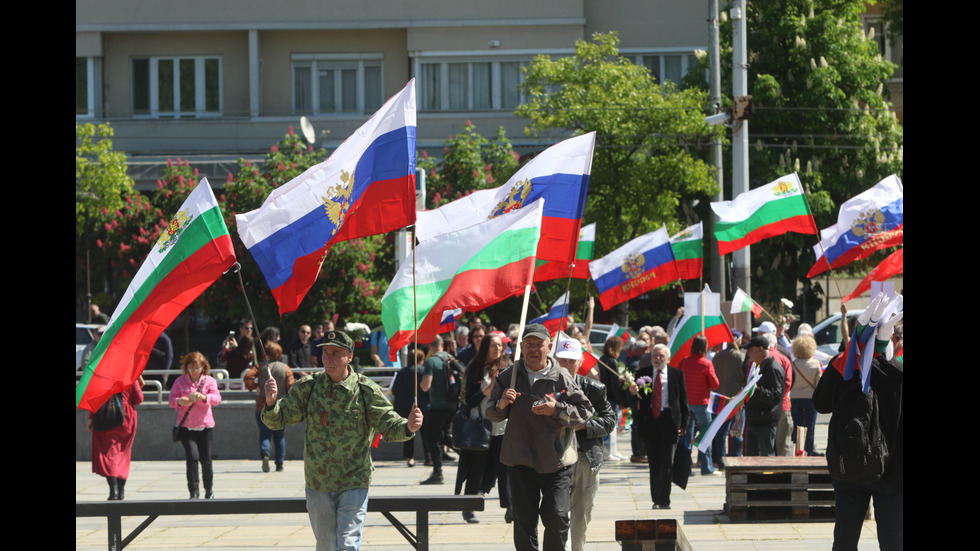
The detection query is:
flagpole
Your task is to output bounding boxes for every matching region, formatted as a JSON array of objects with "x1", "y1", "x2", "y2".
[
  {"x1": 411, "y1": 226, "x2": 418, "y2": 407},
  {"x1": 736, "y1": 286, "x2": 777, "y2": 323},
  {"x1": 227, "y1": 262, "x2": 269, "y2": 378},
  {"x1": 511, "y1": 284, "x2": 533, "y2": 389},
  {"x1": 800, "y1": 173, "x2": 846, "y2": 304},
  {"x1": 559, "y1": 270, "x2": 574, "y2": 333}
]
